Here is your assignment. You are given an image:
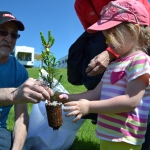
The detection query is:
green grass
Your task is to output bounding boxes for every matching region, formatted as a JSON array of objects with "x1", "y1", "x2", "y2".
[{"x1": 7, "y1": 68, "x2": 100, "y2": 150}]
